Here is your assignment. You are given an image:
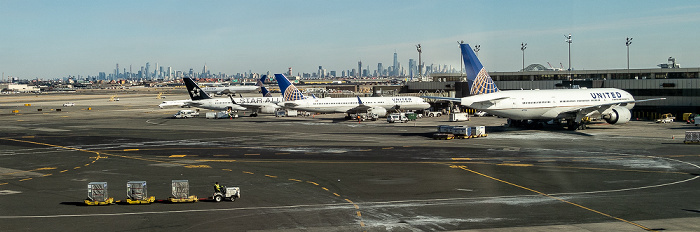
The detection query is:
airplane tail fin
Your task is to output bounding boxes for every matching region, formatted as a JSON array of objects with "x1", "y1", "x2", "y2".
[
  {"x1": 274, "y1": 74, "x2": 305, "y2": 101},
  {"x1": 257, "y1": 75, "x2": 272, "y2": 97},
  {"x1": 183, "y1": 77, "x2": 212, "y2": 100},
  {"x1": 461, "y1": 43, "x2": 499, "y2": 95}
]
